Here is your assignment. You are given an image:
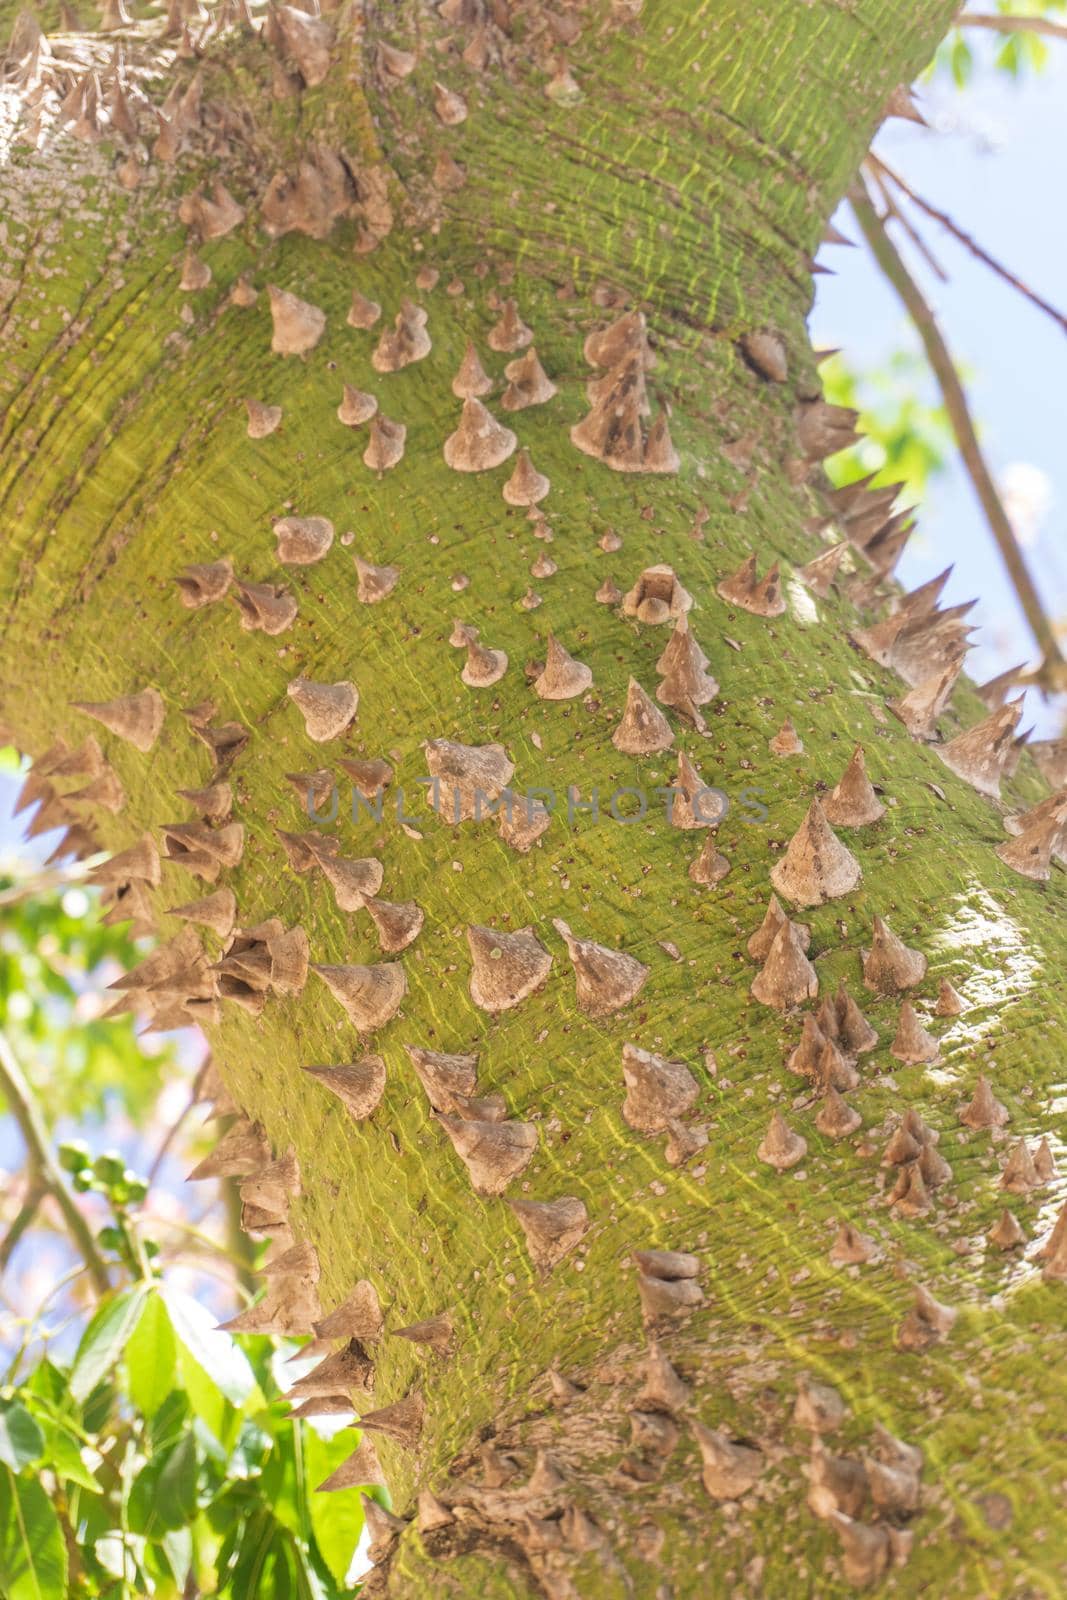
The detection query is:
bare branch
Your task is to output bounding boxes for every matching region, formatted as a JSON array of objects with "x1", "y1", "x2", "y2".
[
  {"x1": 0, "y1": 1031, "x2": 110, "y2": 1294},
  {"x1": 960, "y1": 13, "x2": 1067, "y2": 43},
  {"x1": 850, "y1": 181, "x2": 1067, "y2": 690},
  {"x1": 870, "y1": 153, "x2": 1067, "y2": 335}
]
